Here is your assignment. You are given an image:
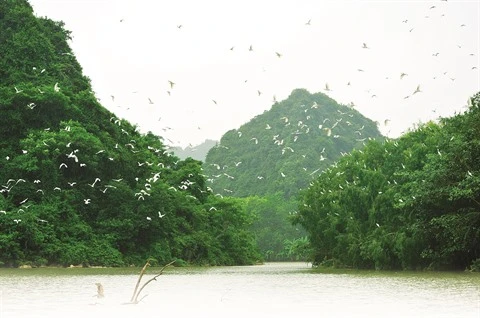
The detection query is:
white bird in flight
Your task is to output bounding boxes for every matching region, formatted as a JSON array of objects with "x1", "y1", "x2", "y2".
[
  {"x1": 89, "y1": 178, "x2": 101, "y2": 187},
  {"x1": 412, "y1": 85, "x2": 422, "y2": 94}
]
